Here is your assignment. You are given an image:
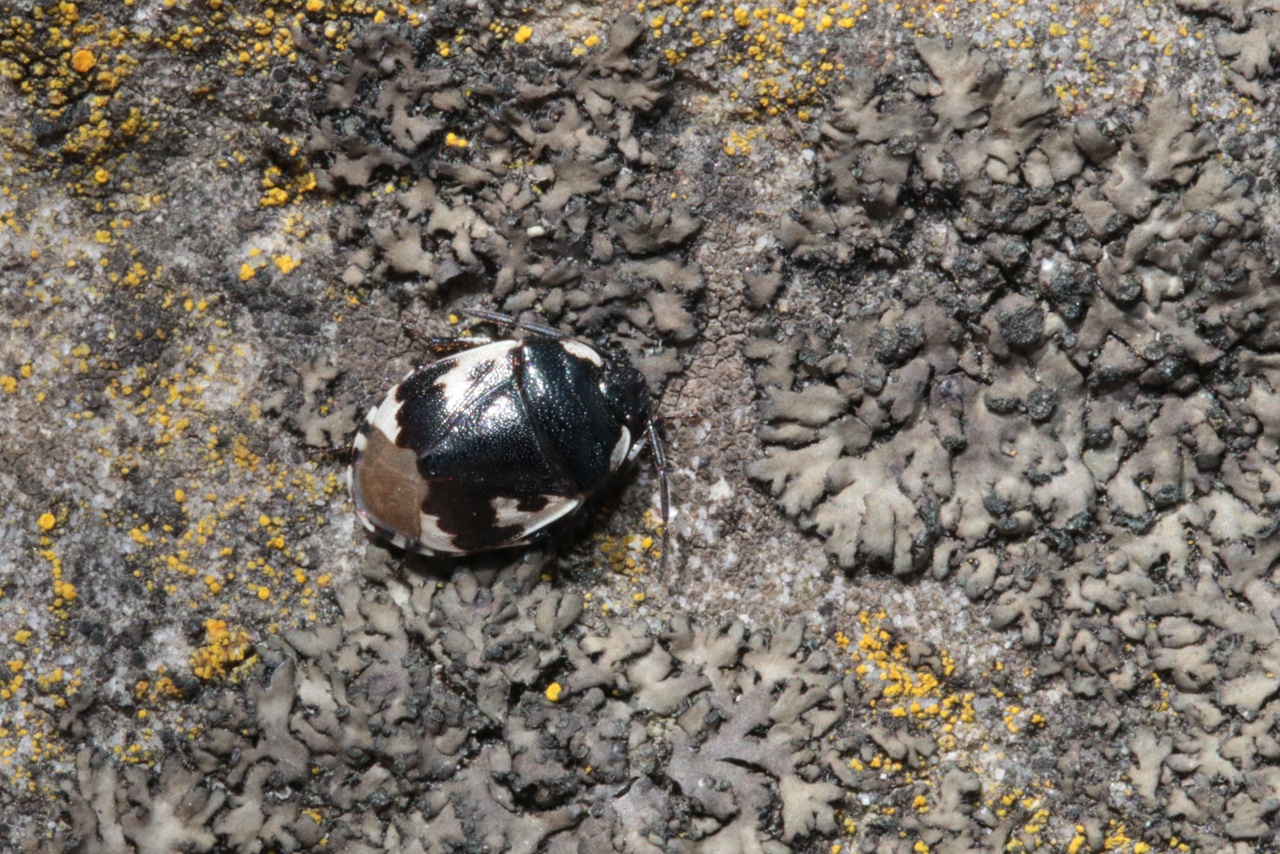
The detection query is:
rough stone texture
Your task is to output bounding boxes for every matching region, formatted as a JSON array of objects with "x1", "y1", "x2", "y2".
[
  {"x1": 29, "y1": 559, "x2": 850, "y2": 852},
  {"x1": 749, "y1": 29, "x2": 1280, "y2": 854},
  {"x1": 5, "y1": 0, "x2": 1280, "y2": 852},
  {"x1": 308, "y1": 16, "x2": 703, "y2": 387}
]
